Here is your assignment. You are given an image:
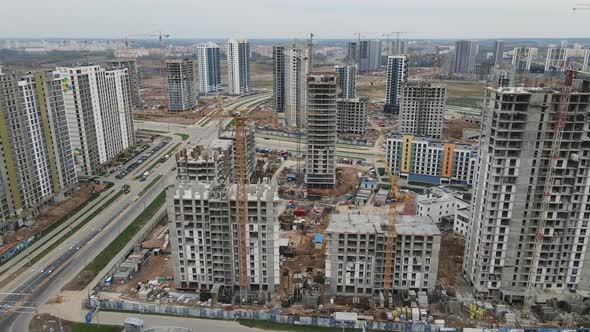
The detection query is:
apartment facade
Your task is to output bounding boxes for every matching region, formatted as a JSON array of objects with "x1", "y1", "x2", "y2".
[
  {"x1": 386, "y1": 134, "x2": 477, "y2": 186},
  {"x1": 55, "y1": 64, "x2": 135, "y2": 176},
  {"x1": 463, "y1": 83, "x2": 590, "y2": 302},
  {"x1": 359, "y1": 40, "x2": 382, "y2": 73},
  {"x1": 106, "y1": 59, "x2": 141, "y2": 109},
  {"x1": 384, "y1": 56, "x2": 407, "y2": 114},
  {"x1": 545, "y1": 47, "x2": 569, "y2": 73},
  {"x1": 166, "y1": 59, "x2": 197, "y2": 112},
  {"x1": 325, "y1": 214, "x2": 440, "y2": 297},
  {"x1": 334, "y1": 65, "x2": 356, "y2": 99},
  {"x1": 305, "y1": 73, "x2": 338, "y2": 188},
  {"x1": 284, "y1": 44, "x2": 309, "y2": 128},
  {"x1": 0, "y1": 69, "x2": 78, "y2": 231},
  {"x1": 493, "y1": 40, "x2": 505, "y2": 67},
  {"x1": 196, "y1": 43, "x2": 221, "y2": 94},
  {"x1": 272, "y1": 45, "x2": 286, "y2": 112},
  {"x1": 227, "y1": 39, "x2": 251, "y2": 95},
  {"x1": 336, "y1": 97, "x2": 368, "y2": 136},
  {"x1": 400, "y1": 81, "x2": 447, "y2": 139},
  {"x1": 453, "y1": 40, "x2": 478, "y2": 74},
  {"x1": 511, "y1": 47, "x2": 537, "y2": 73},
  {"x1": 168, "y1": 180, "x2": 281, "y2": 294}
]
